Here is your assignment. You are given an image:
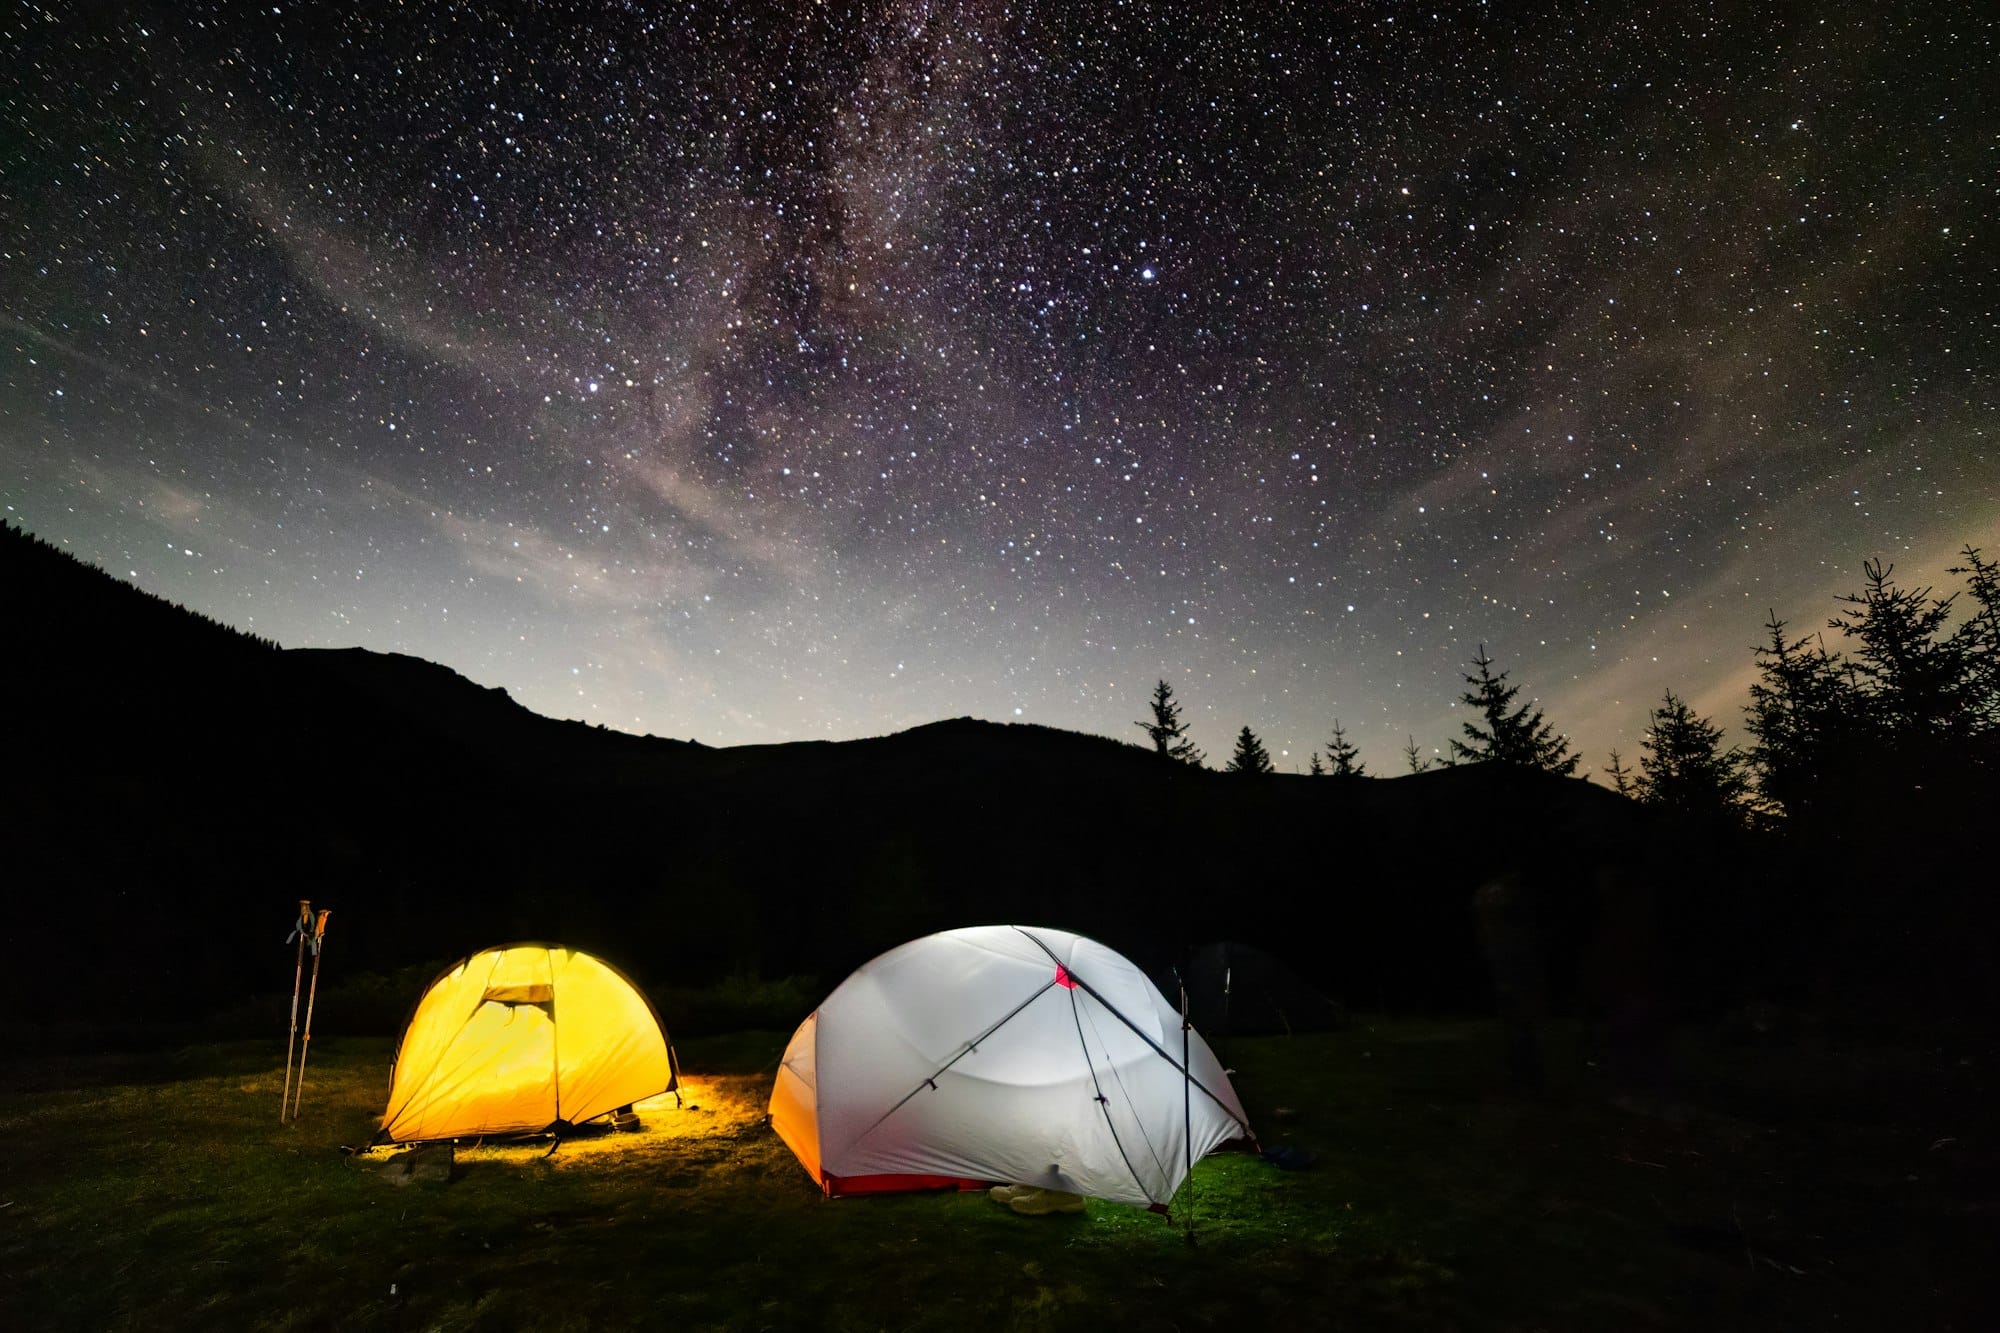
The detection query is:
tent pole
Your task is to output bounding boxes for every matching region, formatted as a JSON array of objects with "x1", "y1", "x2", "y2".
[
  {"x1": 289, "y1": 910, "x2": 330, "y2": 1121},
  {"x1": 282, "y1": 900, "x2": 311, "y2": 1124}
]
